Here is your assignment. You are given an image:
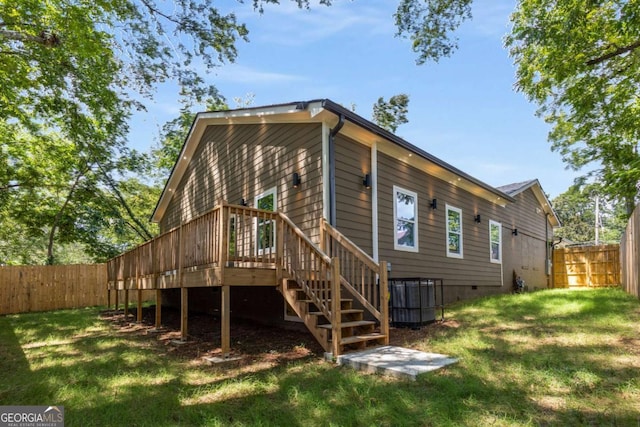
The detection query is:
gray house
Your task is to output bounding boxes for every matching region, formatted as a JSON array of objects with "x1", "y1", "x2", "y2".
[{"x1": 108, "y1": 99, "x2": 560, "y2": 355}]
